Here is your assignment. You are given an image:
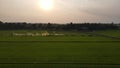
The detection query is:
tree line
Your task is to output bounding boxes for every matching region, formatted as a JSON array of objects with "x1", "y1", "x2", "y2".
[{"x1": 0, "y1": 21, "x2": 119, "y2": 31}]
